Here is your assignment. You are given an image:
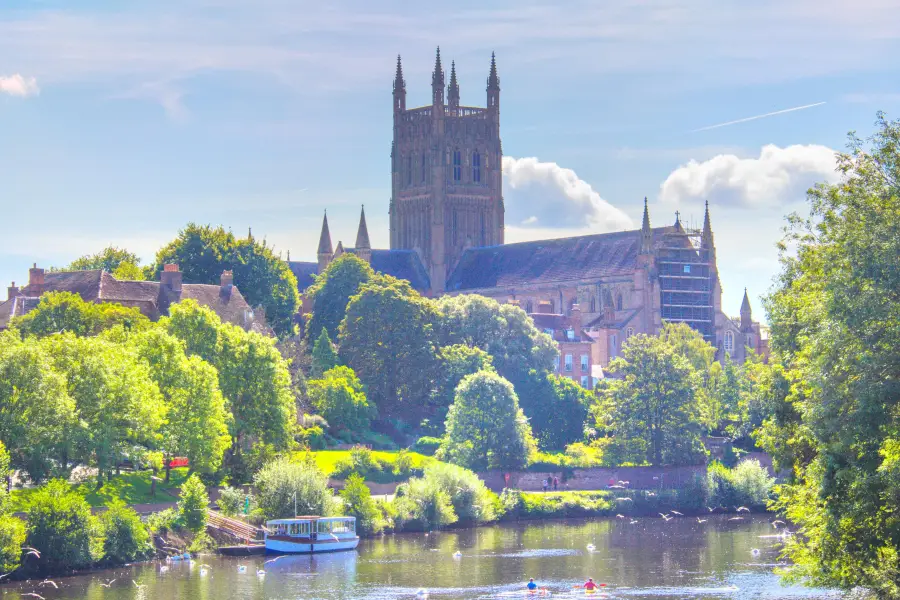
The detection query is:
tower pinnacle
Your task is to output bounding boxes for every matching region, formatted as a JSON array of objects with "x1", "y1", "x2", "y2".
[
  {"x1": 740, "y1": 287, "x2": 752, "y2": 330},
  {"x1": 355, "y1": 205, "x2": 371, "y2": 250},
  {"x1": 701, "y1": 200, "x2": 714, "y2": 248},
  {"x1": 487, "y1": 51, "x2": 500, "y2": 110},
  {"x1": 640, "y1": 197, "x2": 652, "y2": 254},
  {"x1": 432, "y1": 47, "x2": 445, "y2": 106},
  {"x1": 393, "y1": 54, "x2": 406, "y2": 113},
  {"x1": 317, "y1": 211, "x2": 333, "y2": 272},
  {"x1": 448, "y1": 60, "x2": 460, "y2": 109}
]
